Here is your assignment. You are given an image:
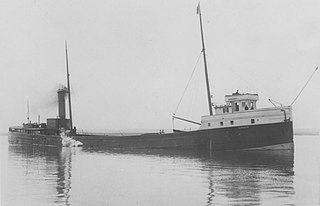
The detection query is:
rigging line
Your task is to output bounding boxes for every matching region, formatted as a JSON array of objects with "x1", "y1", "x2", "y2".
[
  {"x1": 291, "y1": 66, "x2": 318, "y2": 106},
  {"x1": 173, "y1": 51, "x2": 203, "y2": 115}
]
